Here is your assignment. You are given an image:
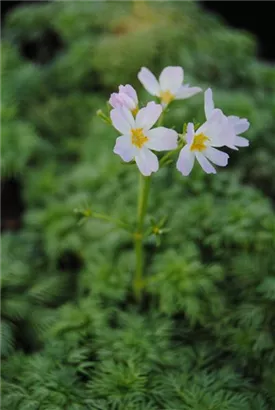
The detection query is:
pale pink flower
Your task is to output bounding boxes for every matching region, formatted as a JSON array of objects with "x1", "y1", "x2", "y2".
[
  {"x1": 138, "y1": 66, "x2": 201, "y2": 106},
  {"x1": 204, "y1": 88, "x2": 250, "y2": 149},
  {"x1": 177, "y1": 111, "x2": 231, "y2": 176},
  {"x1": 109, "y1": 84, "x2": 139, "y2": 115},
  {"x1": 111, "y1": 102, "x2": 178, "y2": 176}
]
